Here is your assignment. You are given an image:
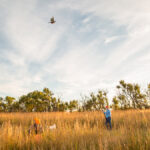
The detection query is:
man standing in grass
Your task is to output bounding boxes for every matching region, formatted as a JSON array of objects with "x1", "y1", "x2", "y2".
[{"x1": 103, "y1": 106, "x2": 112, "y2": 129}]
